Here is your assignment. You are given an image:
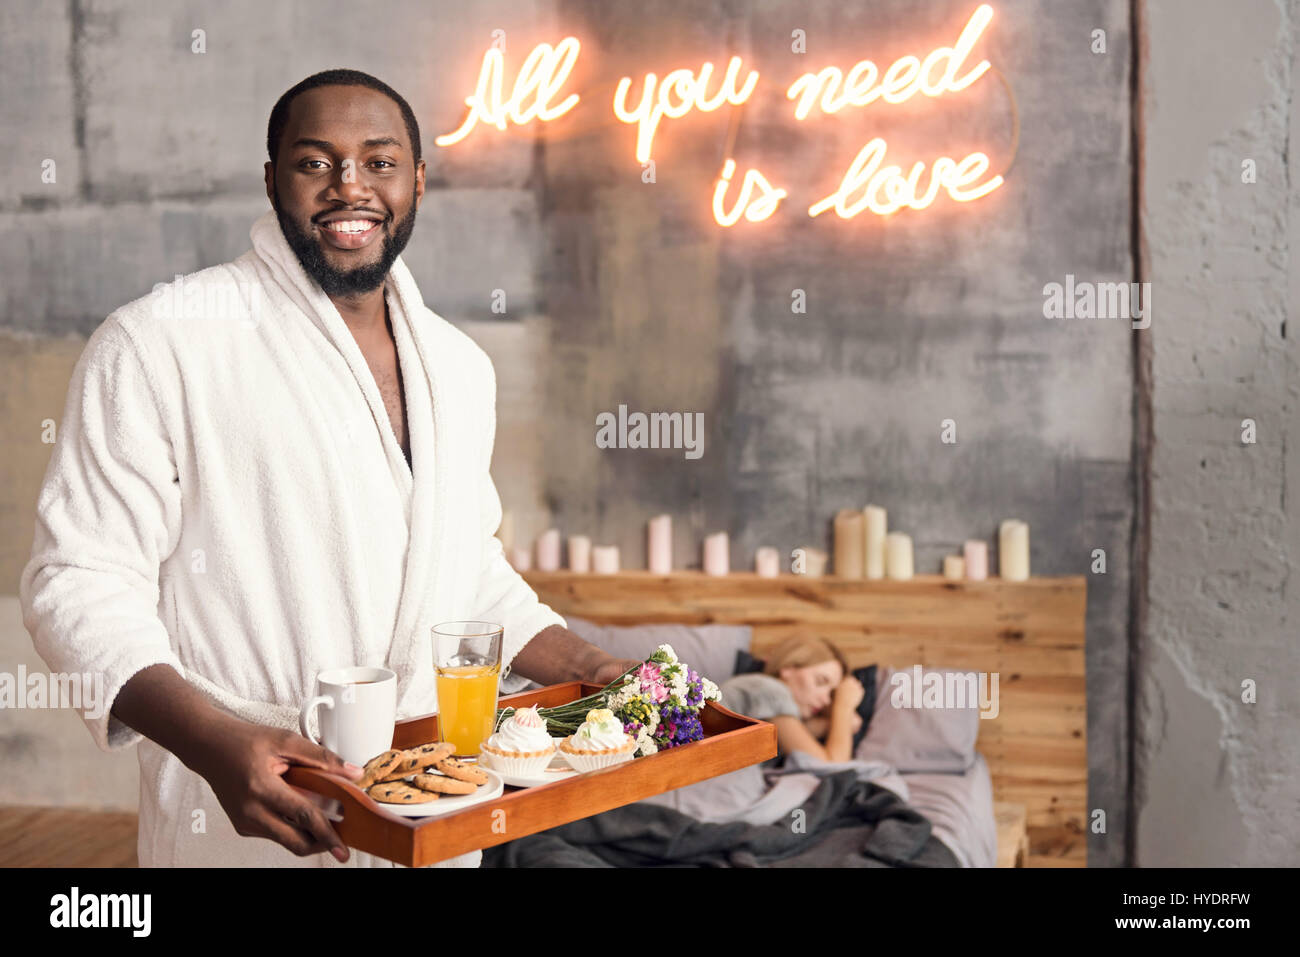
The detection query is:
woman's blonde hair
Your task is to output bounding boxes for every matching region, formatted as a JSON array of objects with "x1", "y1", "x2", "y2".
[{"x1": 762, "y1": 635, "x2": 849, "y2": 679}]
